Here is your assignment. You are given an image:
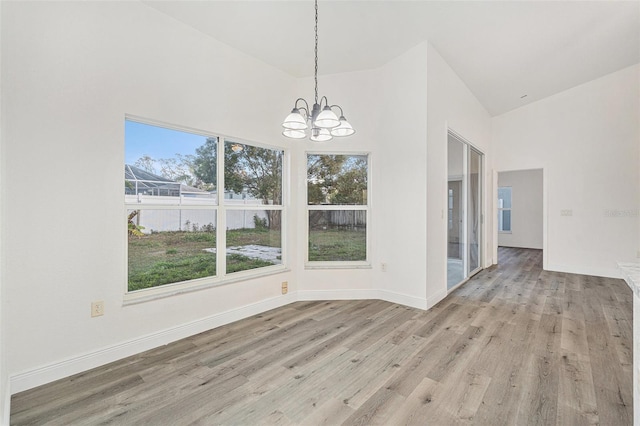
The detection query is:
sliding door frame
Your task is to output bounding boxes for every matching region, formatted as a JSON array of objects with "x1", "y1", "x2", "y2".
[{"x1": 447, "y1": 129, "x2": 484, "y2": 291}]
